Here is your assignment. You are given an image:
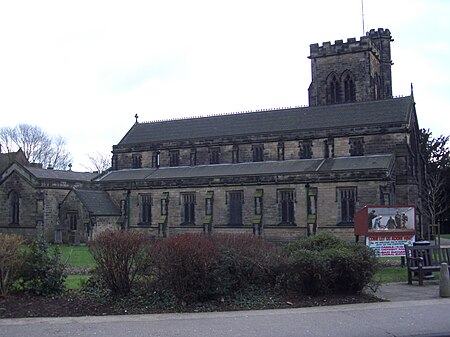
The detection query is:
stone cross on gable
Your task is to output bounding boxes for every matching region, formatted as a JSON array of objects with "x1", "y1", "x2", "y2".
[{"x1": 135, "y1": 114, "x2": 139, "y2": 123}]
